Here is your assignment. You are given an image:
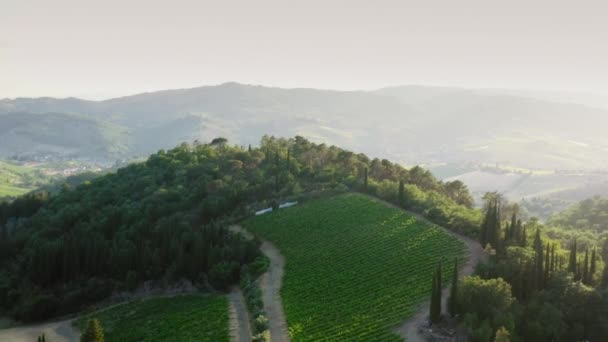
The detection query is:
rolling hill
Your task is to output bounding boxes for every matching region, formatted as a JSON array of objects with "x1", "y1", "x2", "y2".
[{"x1": 3, "y1": 83, "x2": 608, "y2": 172}]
